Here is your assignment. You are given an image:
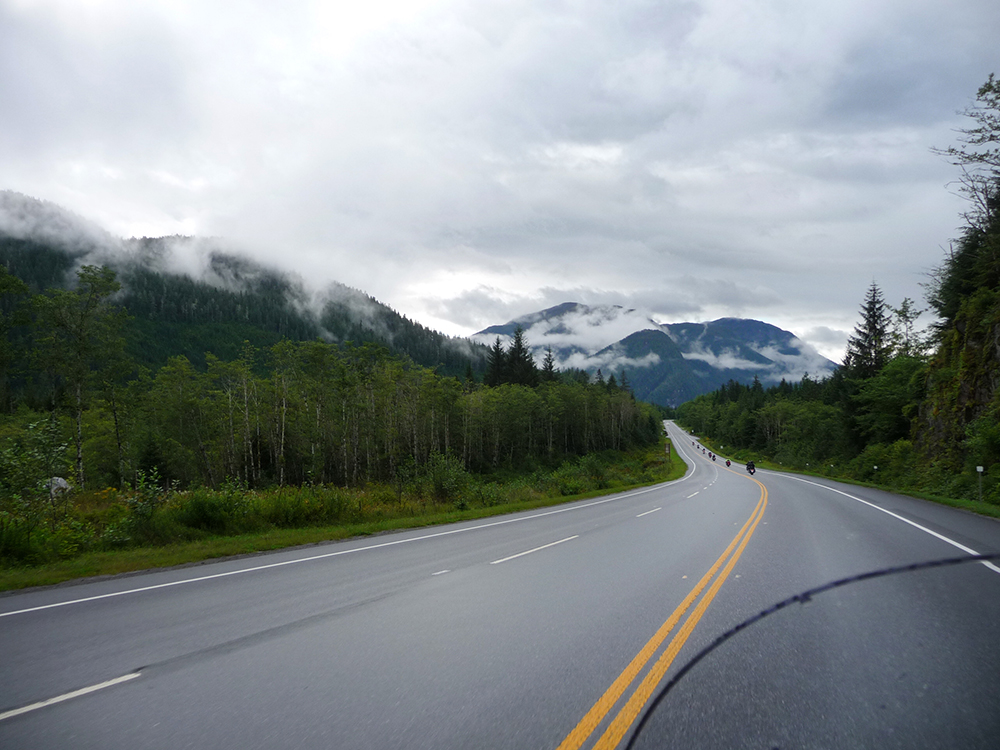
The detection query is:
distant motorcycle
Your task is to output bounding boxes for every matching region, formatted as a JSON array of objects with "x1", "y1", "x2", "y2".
[
  {"x1": 746, "y1": 461, "x2": 756, "y2": 476},
  {"x1": 726, "y1": 459, "x2": 731, "y2": 467}
]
